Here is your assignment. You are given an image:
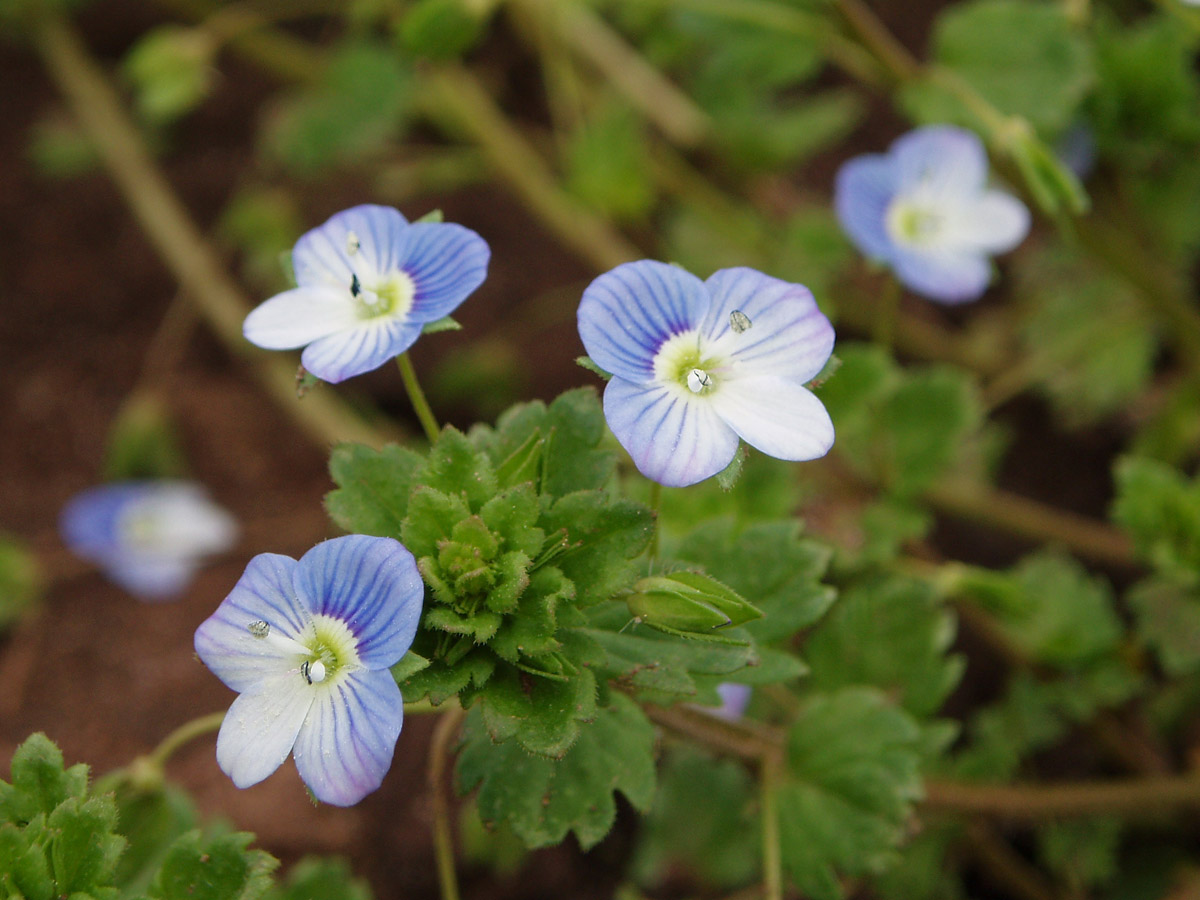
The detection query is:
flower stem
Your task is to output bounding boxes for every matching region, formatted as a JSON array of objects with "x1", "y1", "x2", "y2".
[
  {"x1": 872, "y1": 273, "x2": 902, "y2": 352},
  {"x1": 396, "y1": 353, "x2": 441, "y2": 444},
  {"x1": 760, "y1": 754, "x2": 784, "y2": 900},
  {"x1": 647, "y1": 481, "x2": 662, "y2": 563},
  {"x1": 147, "y1": 711, "x2": 226, "y2": 770},
  {"x1": 429, "y1": 704, "x2": 466, "y2": 900}
]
